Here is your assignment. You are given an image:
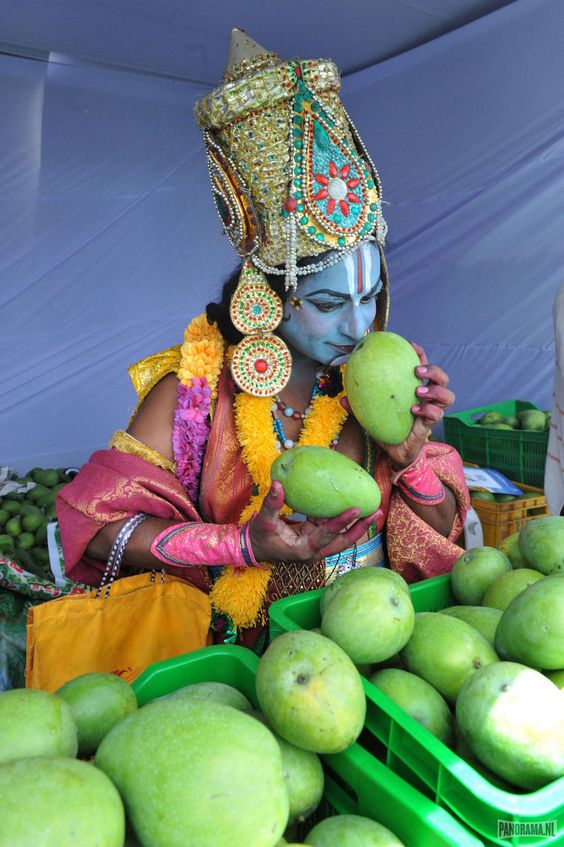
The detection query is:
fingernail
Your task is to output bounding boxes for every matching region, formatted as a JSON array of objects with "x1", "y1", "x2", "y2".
[
  {"x1": 417, "y1": 386, "x2": 429, "y2": 395},
  {"x1": 416, "y1": 366, "x2": 427, "y2": 375},
  {"x1": 412, "y1": 405, "x2": 420, "y2": 412}
]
